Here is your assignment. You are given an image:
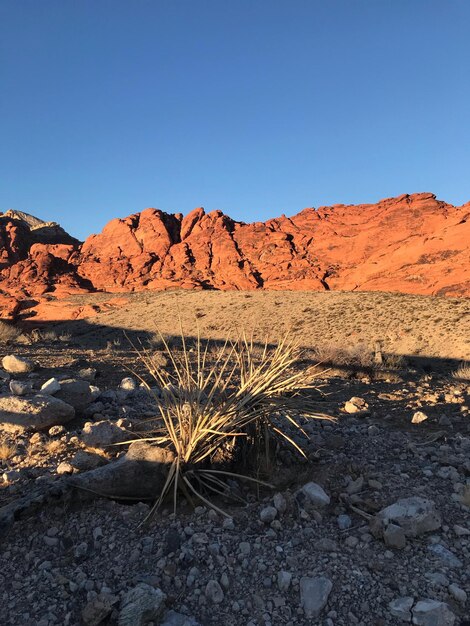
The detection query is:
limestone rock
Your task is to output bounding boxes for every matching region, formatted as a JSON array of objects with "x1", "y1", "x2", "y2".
[
  {"x1": 412, "y1": 599, "x2": 455, "y2": 625},
  {"x1": 300, "y1": 576, "x2": 333, "y2": 618},
  {"x1": 118, "y1": 584, "x2": 166, "y2": 626},
  {"x1": 375, "y1": 497, "x2": 441, "y2": 537},
  {"x1": 0, "y1": 394, "x2": 75, "y2": 431},
  {"x1": 2, "y1": 355, "x2": 35, "y2": 374}
]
